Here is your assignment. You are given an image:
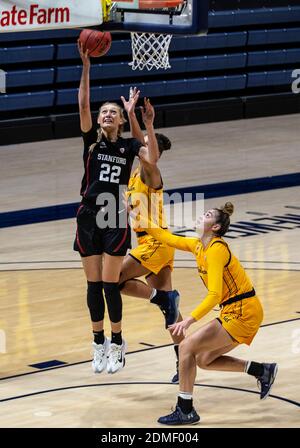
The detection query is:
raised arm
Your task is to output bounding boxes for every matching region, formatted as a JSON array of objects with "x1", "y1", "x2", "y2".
[
  {"x1": 121, "y1": 90, "x2": 159, "y2": 165},
  {"x1": 121, "y1": 87, "x2": 145, "y2": 144},
  {"x1": 78, "y1": 41, "x2": 92, "y2": 133},
  {"x1": 138, "y1": 98, "x2": 160, "y2": 165}
]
